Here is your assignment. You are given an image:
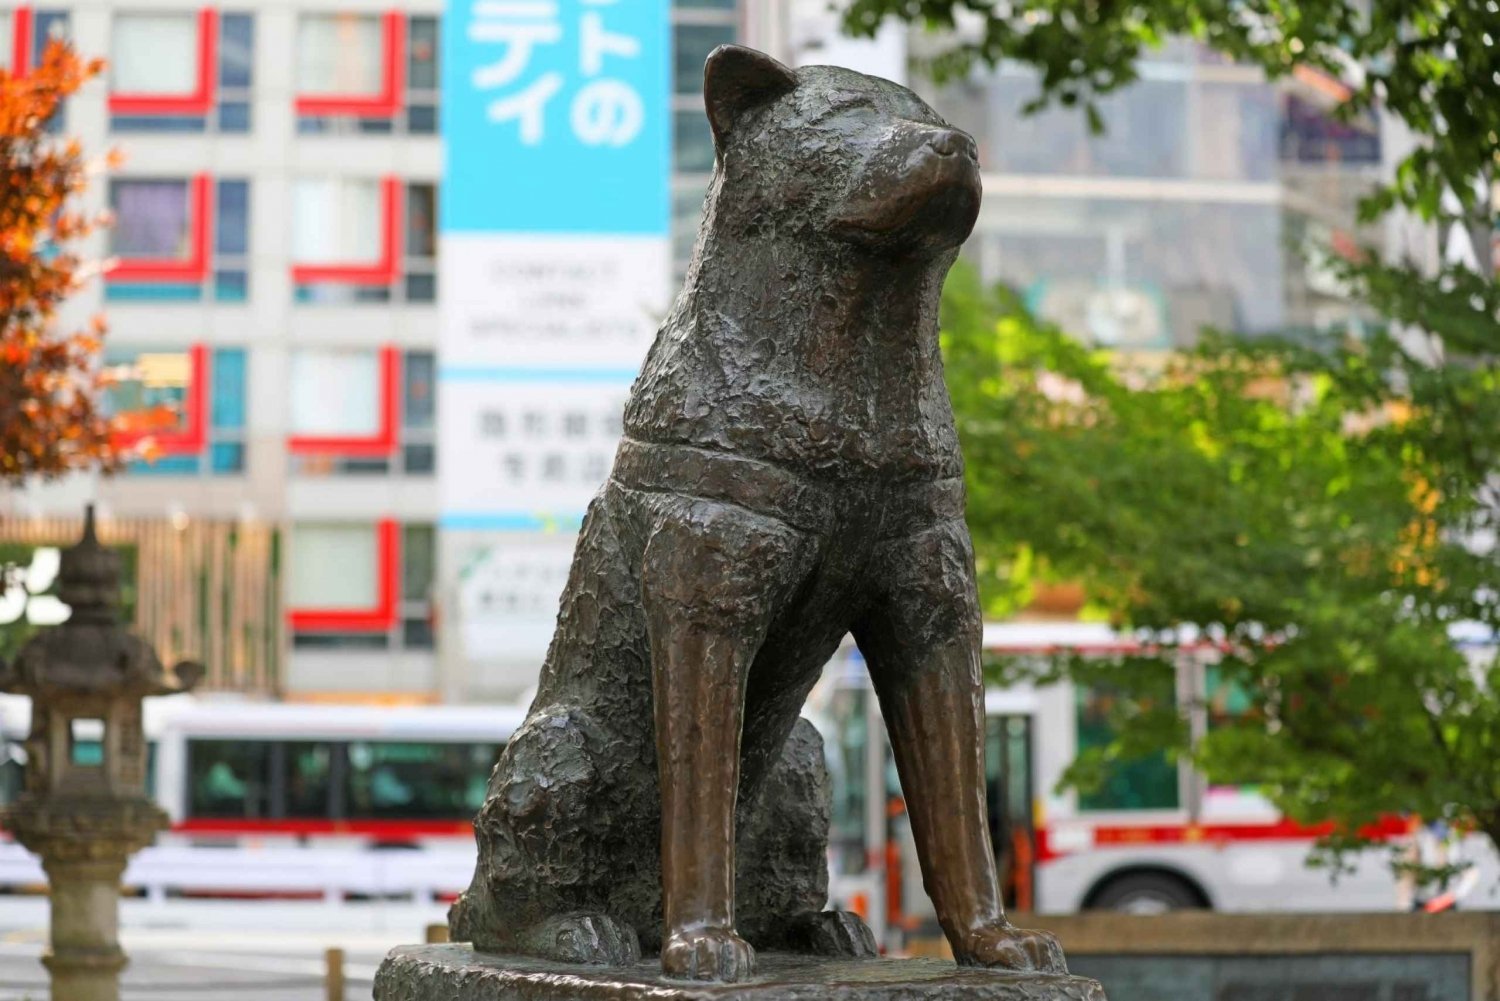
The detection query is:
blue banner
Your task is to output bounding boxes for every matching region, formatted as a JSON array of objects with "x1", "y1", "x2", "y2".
[{"x1": 442, "y1": 0, "x2": 671, "y2": 235}]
